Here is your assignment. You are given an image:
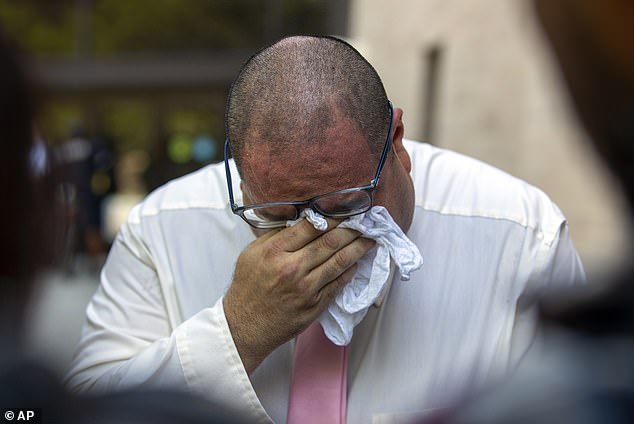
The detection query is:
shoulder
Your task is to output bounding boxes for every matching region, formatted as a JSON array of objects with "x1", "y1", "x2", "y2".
[
  {"x1": 126, "y1": 161, "x2": 235, "y2": 225},
  {"x1": 404, "y1": 139, "x2": 566, "y2": 244},
  {"x1": 114, "y1": 161, "x2": 242, "y2": 261}
]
